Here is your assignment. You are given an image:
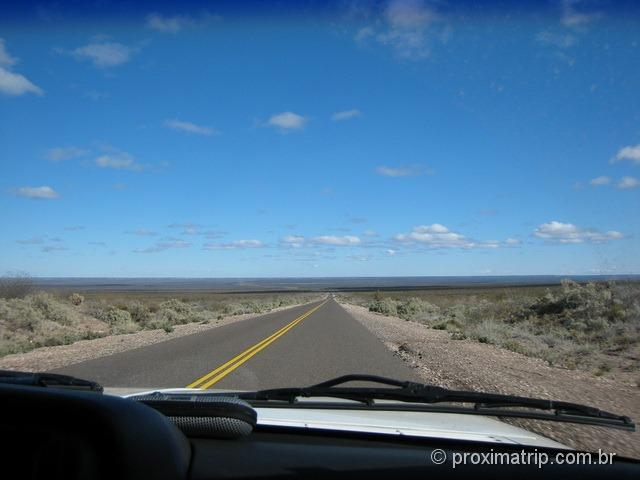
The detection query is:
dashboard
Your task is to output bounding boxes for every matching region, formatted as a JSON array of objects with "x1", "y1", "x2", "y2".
[{"x1": 1, "y1": 383, "x2": 638, "y2": 479}]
